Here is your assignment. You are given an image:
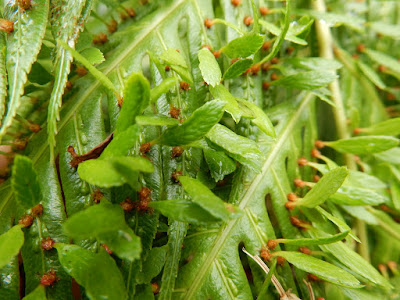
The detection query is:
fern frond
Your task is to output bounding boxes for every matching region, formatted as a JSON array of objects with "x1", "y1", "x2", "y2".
[{"x1": 0, "y1": 0, "x2": 49, "y2": 139}]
